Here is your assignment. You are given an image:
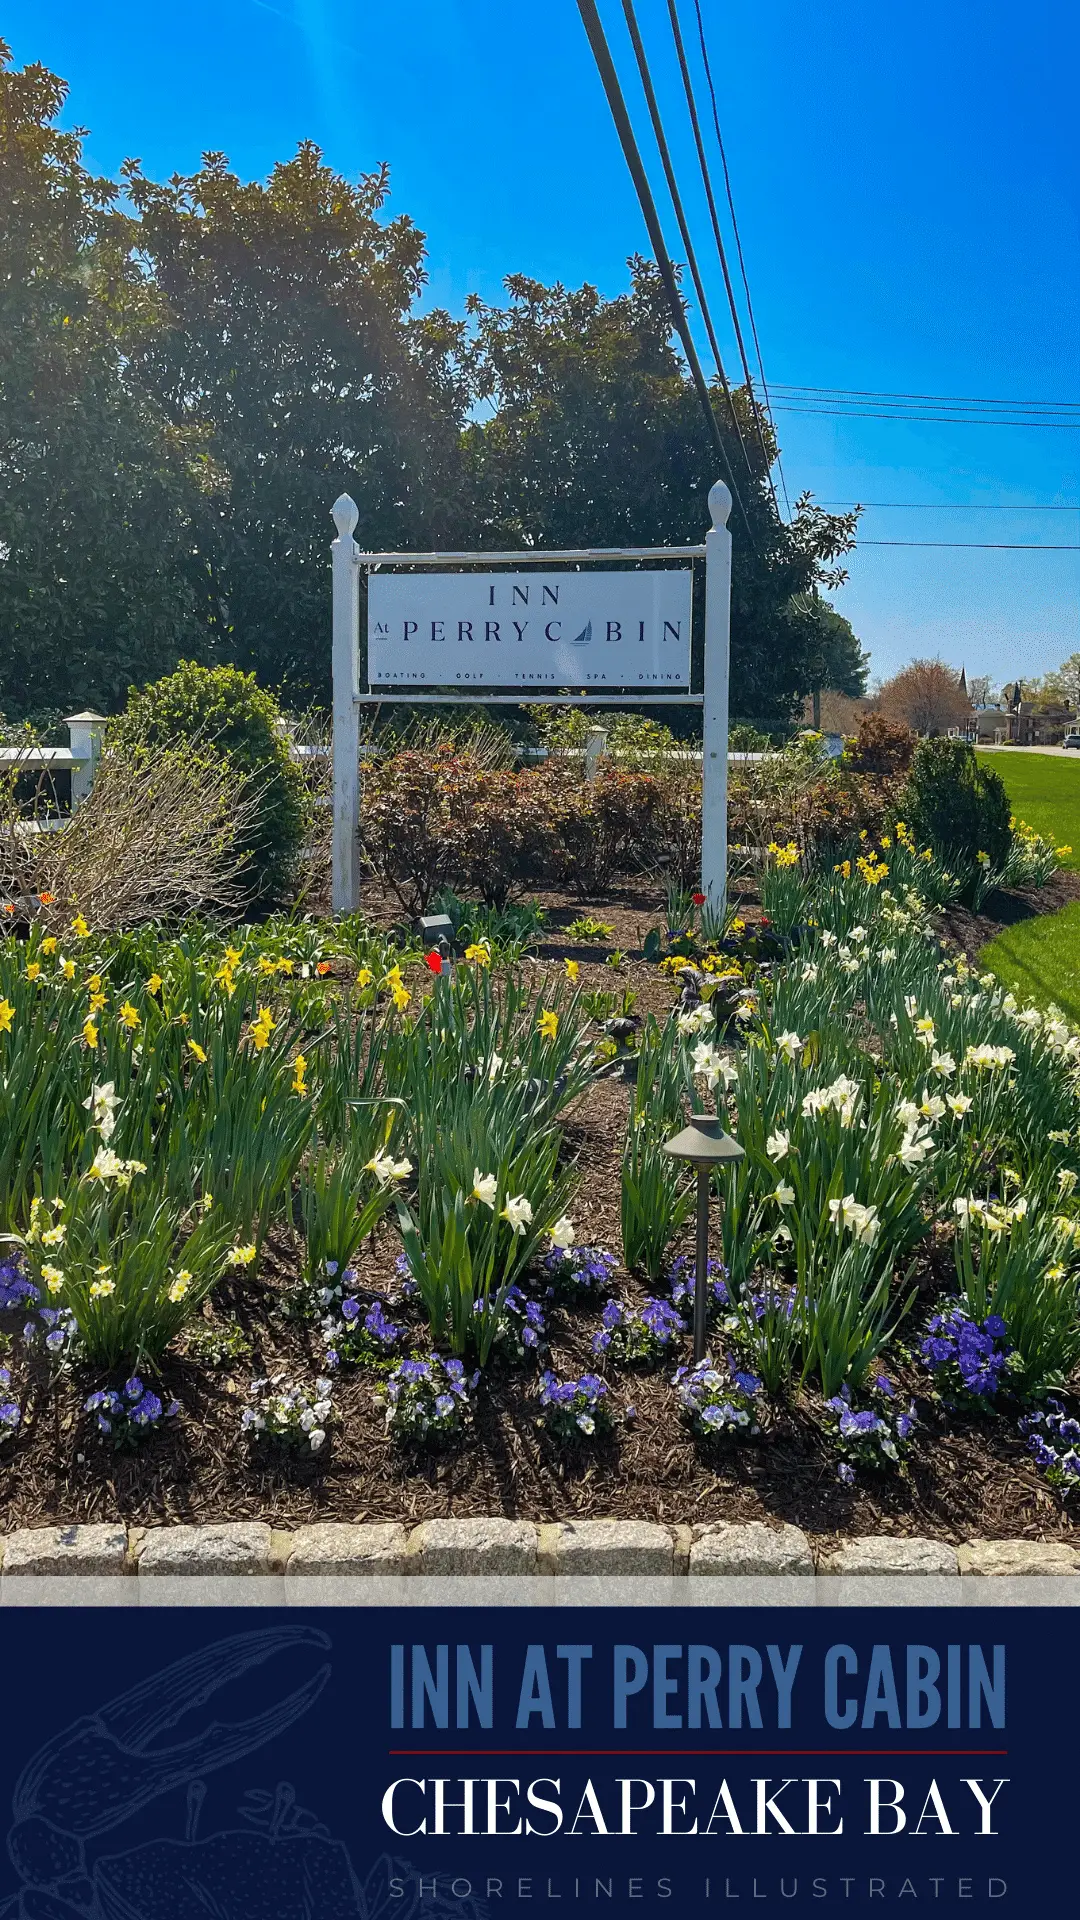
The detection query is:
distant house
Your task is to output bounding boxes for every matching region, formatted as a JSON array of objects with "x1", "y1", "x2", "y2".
[{"x1": 951, "y1": 678, "x2": 1076, "y2": 746}]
